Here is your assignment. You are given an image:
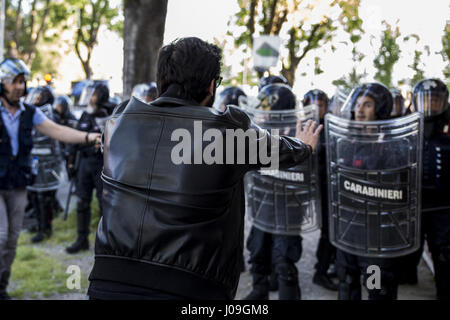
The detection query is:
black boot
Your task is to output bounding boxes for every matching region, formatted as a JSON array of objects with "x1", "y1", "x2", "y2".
[
  {"x1": 31, "y1": 193, "x2": 51, "y2": 243},
  {"x1": 243, "y1": 273, "x2": 269, "y2": 300},
  {"x1": 269, "y1": 270, "x2": 278, "y2": 291},
  {"x1": 66, "y1": 236, "x2": 89, "y2": 254},
  {"x1": 313, "y1": 272, "x2": 338, "y2": 291},
  {"x1": 31, "y1": 232, "x2": 45, "y2": 243},
  {"x1": 66, "y1": 200, "x2": 91, "y2": 254},
  {"x1": 327, "y1": 263, "x2": 338, "y2": 279},
  {"x1": 0, "y1": 271, "x2": 11, "y2": 300},
  {"x1": 276, "y1": 262, "x2": 301, "y2": 300},
  {"x1": 0, "y1": 291, "x2": 11, "y2": 300}
]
